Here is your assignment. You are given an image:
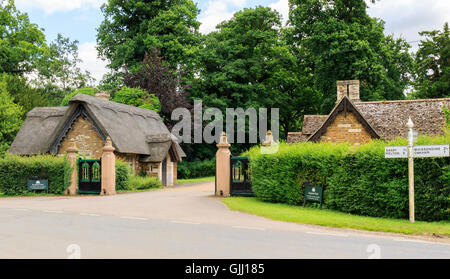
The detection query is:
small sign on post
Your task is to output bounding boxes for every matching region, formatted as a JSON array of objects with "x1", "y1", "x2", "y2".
[
  {"x1": 384, "y1": 117, "x2": 450, "y2": 223},
  {"x1": 303, "y1": 181, "x2": 324, "y2": 209},
  {"x1": 27, "y1": 178, "x2": 49, "y2": 194}
]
